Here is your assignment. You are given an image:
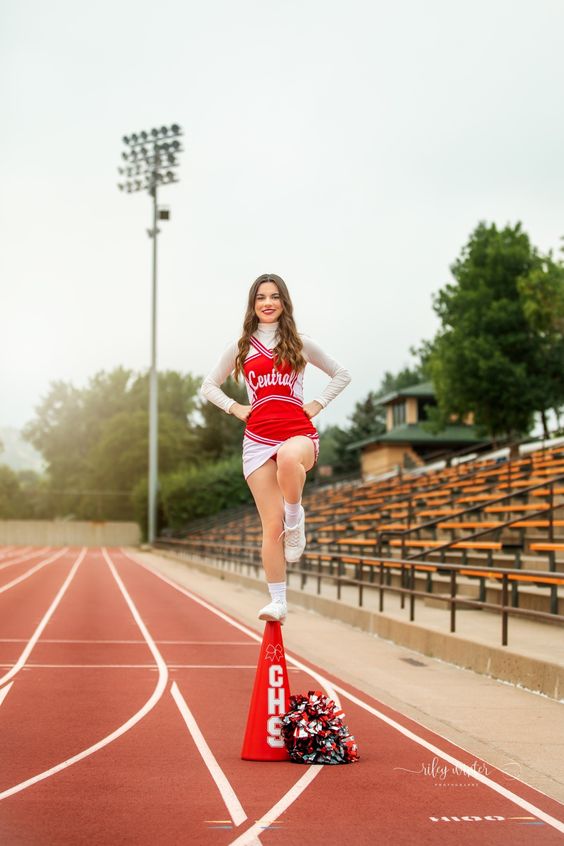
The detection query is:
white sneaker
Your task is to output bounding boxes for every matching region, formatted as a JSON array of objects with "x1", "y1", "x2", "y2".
[
  {"x1": 258, "y1": 599, "x2": 288, "y2": 624},
  {"x1": 283, "y1": 508, "x2": 306, "y2": 562}
]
